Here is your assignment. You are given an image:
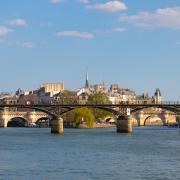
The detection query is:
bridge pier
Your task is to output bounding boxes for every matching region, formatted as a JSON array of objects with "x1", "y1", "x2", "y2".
[
  {"x1": 0, "y1": 108, "x2": 9, "y2": 128},
  {"x1": 161, "y1": 111, "x2": 169, "y2": 125},
  {"x1": 116, "y1": 115, "x2": 132, "y2": 133},
  {"x1": 0, "y1": 118, "x2": 8, "y2": 128},
  {"x1": 137, "y1": 111, "x2": 145, "y2": 126},
  {"x1": 51, "y1": 117, "x2": 64, "y2": 134}
]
